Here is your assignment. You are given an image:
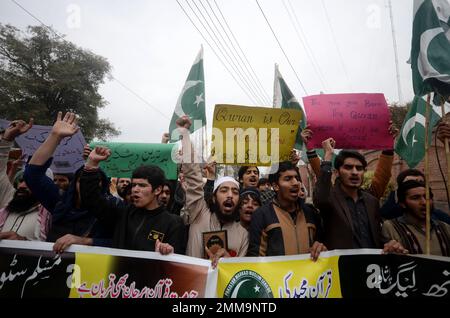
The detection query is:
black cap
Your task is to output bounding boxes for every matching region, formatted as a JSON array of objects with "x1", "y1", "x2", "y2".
[{"x1": 240, "y1": 187, "x2": 261, "y2": 199}]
